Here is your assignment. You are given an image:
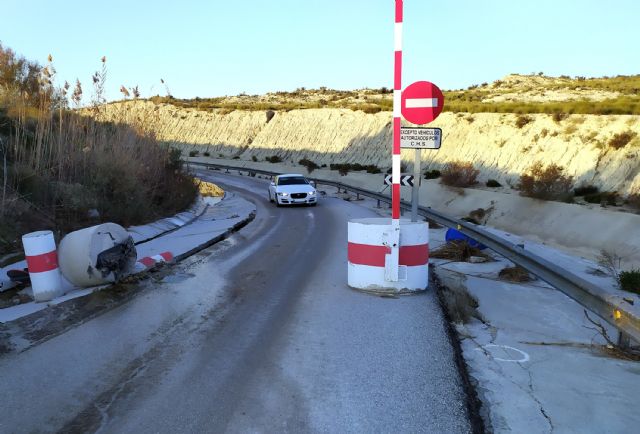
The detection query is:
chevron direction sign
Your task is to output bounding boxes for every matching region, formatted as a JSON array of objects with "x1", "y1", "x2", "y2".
[{"x1": 384, "y1": 174, "x2": 414, "y2": 187}]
